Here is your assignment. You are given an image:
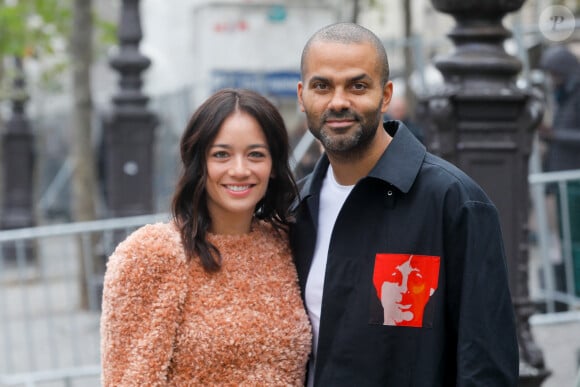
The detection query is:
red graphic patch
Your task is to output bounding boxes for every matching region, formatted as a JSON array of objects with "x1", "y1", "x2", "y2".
[{"x1": 371, "y1": 254, "x2": 440, "y2": 327}]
